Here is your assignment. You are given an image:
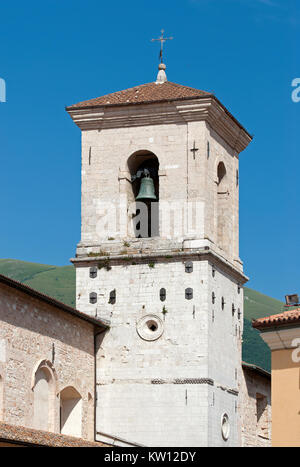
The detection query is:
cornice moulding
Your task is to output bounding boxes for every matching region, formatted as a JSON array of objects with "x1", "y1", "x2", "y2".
[
  {"x1": 67, "y1": 97, "x2": 252, "y2": 153},
  {"x1": 70, "y1": 247, "x2": 248, "y2": 284}
]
